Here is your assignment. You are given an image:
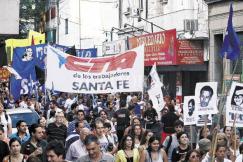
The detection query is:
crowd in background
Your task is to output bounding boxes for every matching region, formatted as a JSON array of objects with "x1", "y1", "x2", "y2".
[{"x1": 0, "y1": 82, "x2": 243, "y2": 162}]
